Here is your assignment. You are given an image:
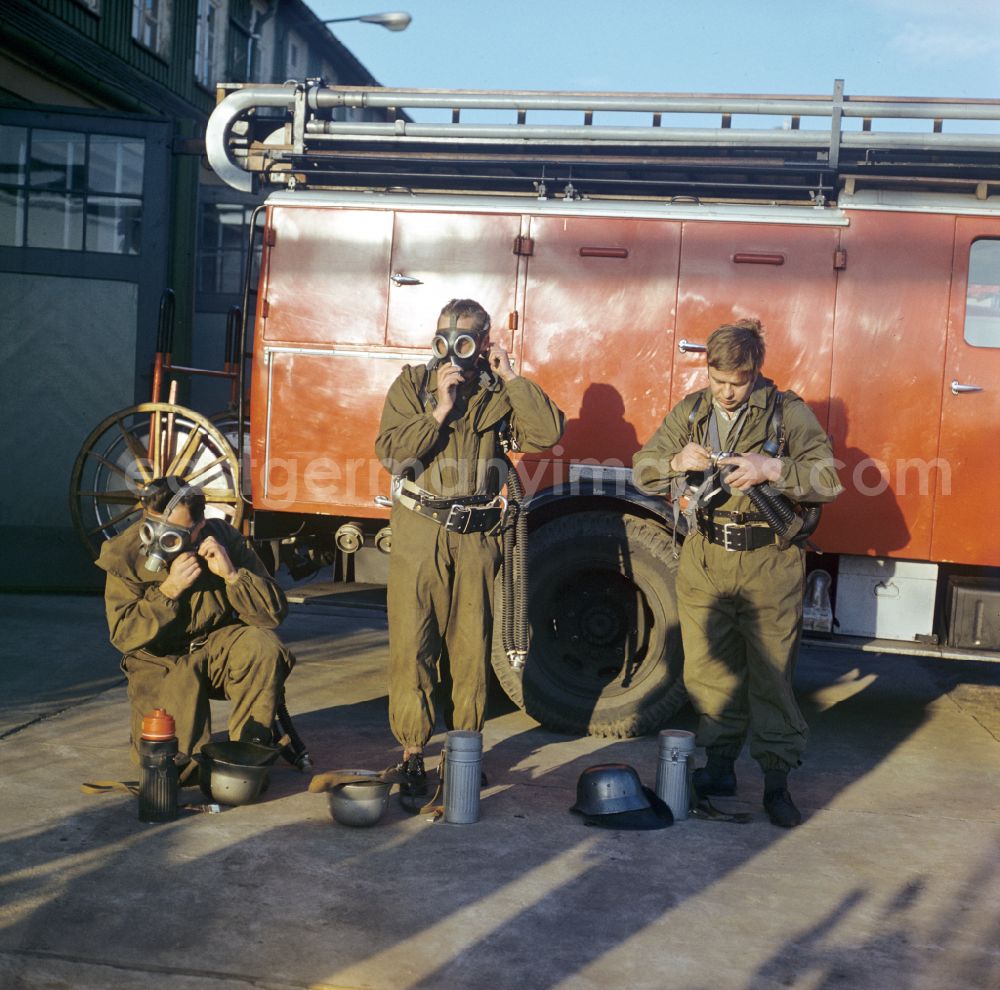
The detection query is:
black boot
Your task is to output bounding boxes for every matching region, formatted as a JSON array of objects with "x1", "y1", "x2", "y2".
[
  {"x1": 692, "y1": 755, "x2": 737, "y2": 797},
  {"x1": 395, "y1": 752, "x2": 428, "y2": 797},
  {"x1": 763, "y1": 770, "x2": 802, "y2": 828}
]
